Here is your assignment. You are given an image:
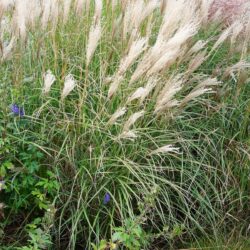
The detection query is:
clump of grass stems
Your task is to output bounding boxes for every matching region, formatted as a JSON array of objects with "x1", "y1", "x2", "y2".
[{"x1": 0, "y1": 0, "x2": 249, "y2": 249}]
